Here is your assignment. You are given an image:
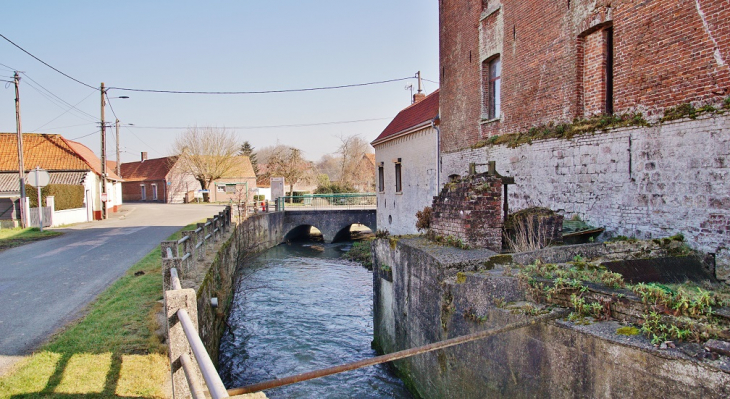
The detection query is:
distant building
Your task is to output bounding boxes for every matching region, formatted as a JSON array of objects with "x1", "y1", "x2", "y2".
[
  {"x1": 0, "y1": 133, "x2": 122, "y2": 225},
  {"x1": 120, "y1": 153, "x2": 198, "y2": 203},
  {"x1": 209, "y1": 155, "x2": 258, "y2": 203},
  {"x1": 371, "y1": 90, "x2": 440, "y2": 235}
]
